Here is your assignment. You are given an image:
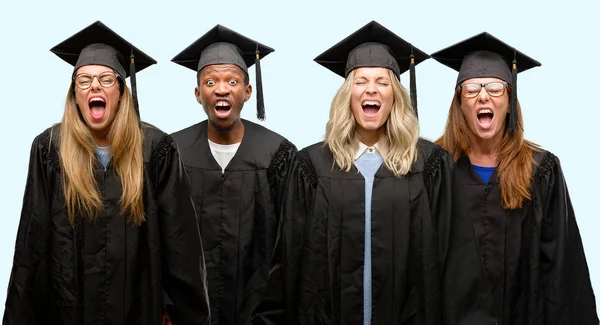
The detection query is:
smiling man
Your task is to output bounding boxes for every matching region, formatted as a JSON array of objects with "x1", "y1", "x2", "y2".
[{"x1": 170, "y1": 25, "x2": 297, "y2": 325}]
